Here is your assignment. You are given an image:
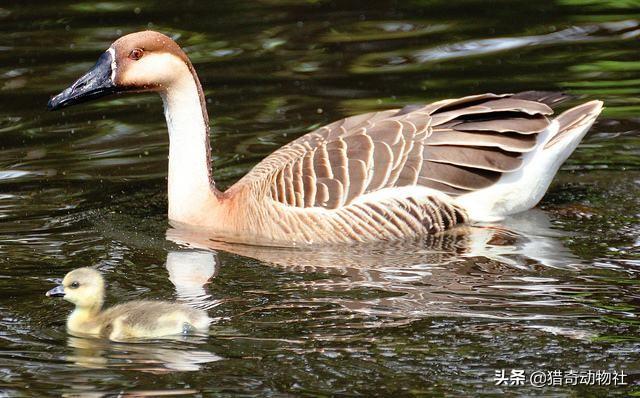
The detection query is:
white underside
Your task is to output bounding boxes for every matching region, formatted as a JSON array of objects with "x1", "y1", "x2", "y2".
[
  {"x1": 351, "y1": 185, "x2": 453, "y2": 206},
  {"x1": 454, "y1": 115, "x2": 598, "y2": 222}
]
